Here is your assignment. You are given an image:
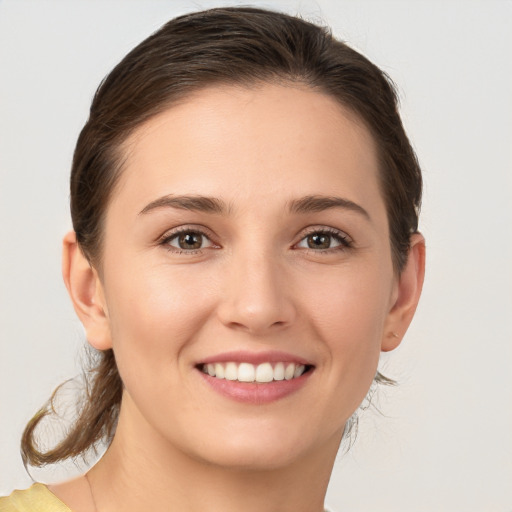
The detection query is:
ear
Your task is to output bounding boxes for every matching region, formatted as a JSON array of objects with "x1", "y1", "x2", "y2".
[
  {"x1": 62, "y1": 231, "x2": 112, "y2": 350},
  {"x1": 381, "y1": 233, "x2": 426, "y2": 352}
]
